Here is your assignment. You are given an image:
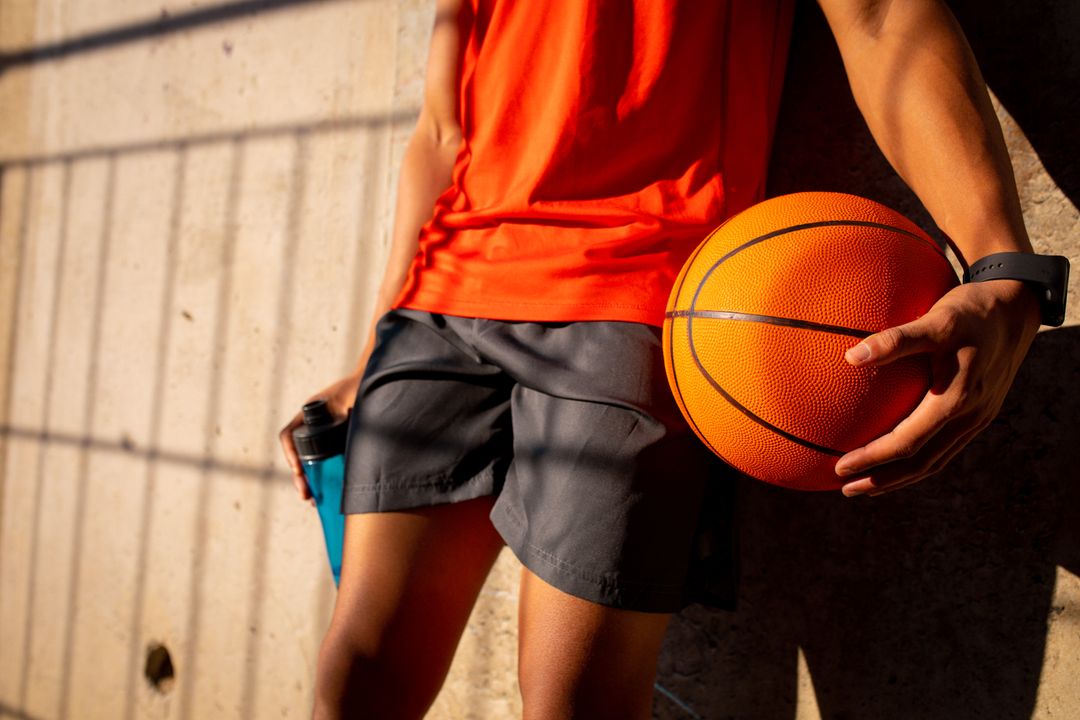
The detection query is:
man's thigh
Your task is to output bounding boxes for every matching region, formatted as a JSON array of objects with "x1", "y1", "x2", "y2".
[
  {"x1": 316, "y1": 498, "x2": 504, "y2": 718},
  {"x1": 517, "y1": 567, "x2": 671, "y2": 720}
]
